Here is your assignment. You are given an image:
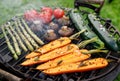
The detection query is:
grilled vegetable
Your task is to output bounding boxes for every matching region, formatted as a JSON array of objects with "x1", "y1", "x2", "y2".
[
  {"x1": 5, "y1": 25, "x2": 21, "y2": 55},
  {"x1": 1, "y1": 26, "x2": 18, "y2": 60},
  {"x1": 57, "y1": 15, "x2": 70, "y2": 26},
  {"x1": 44, "y1": 29, "x2": 58, "y2": 41},
  {"x1": 21, "y1": 19, "x2": 44, "y2": 45},
  {"x1": 36, "y1": 48, "x2": 108, "y2": 70},
  {"x1": 43, "y1": 58, "x2": 108, "y2": 75},
  {"x1": 21, "y1": 44, "x2": 79, "y2": 66},
  {"x1": 15, "y1": 21, "x2": 34, "y2": 51},
  {"x1": 18, "y1": 20, "x2": 39, "y2": 49},
  {"x1": 49, "y1": 22, "x2": 59, "y2": 30},
  {"x1": 21, "y1": 37, "x2": 97, "y2": 66},
  {"x1": 25, "y1": 29, "x2": 86, "y2": 59},
  {"x1": 58, "y1": 26, "x2": 74, "y2": 37},
  {"x1": 36, "y1": 49, "x2": 91, "y2": 70},
  {"x1": 53, "y1": 8, "x2": 64, "y2": 19},
  {"x1": 88, "y1": 14, "x2": 119, "y2": 51},
  {"x1": 69, "y1": 9, "x2": 105, "y2": 49},
  {"x1": 9, "y1": 24, "x2": 28, "y2": 52}
]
